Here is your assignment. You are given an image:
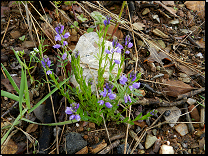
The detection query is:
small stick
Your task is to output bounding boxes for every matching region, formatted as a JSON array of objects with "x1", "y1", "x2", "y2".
[
  {"x1": 176, "y1": 87, "x2": 205, "y2": 100},
  {"x1": 109, "y1": 133, "x2": 125, "y2": 142},
  {"x1": 1, "y1": 101, "x2": 19, "y2": 118},
  {"x1": 183, "y1": 103, "x2": 195, "y2": 133},
  {"x1": 98, "y1": 140, "x2": 120, "y2": 154},
  {"x1": 1, "y1": 15, "x2": 12, "y2": 45}
]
